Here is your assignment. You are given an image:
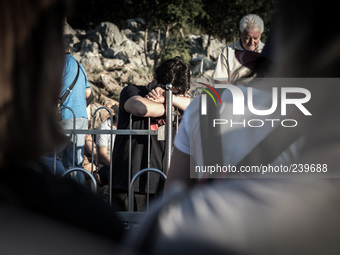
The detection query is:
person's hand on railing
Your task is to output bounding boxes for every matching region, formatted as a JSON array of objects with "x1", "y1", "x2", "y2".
[
  {"x1": 146, "y1": 87, "x2": 165, "y2": 104},
  {"x1": 146, "y1": 87, "x2": 191, "y2": 112}
]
